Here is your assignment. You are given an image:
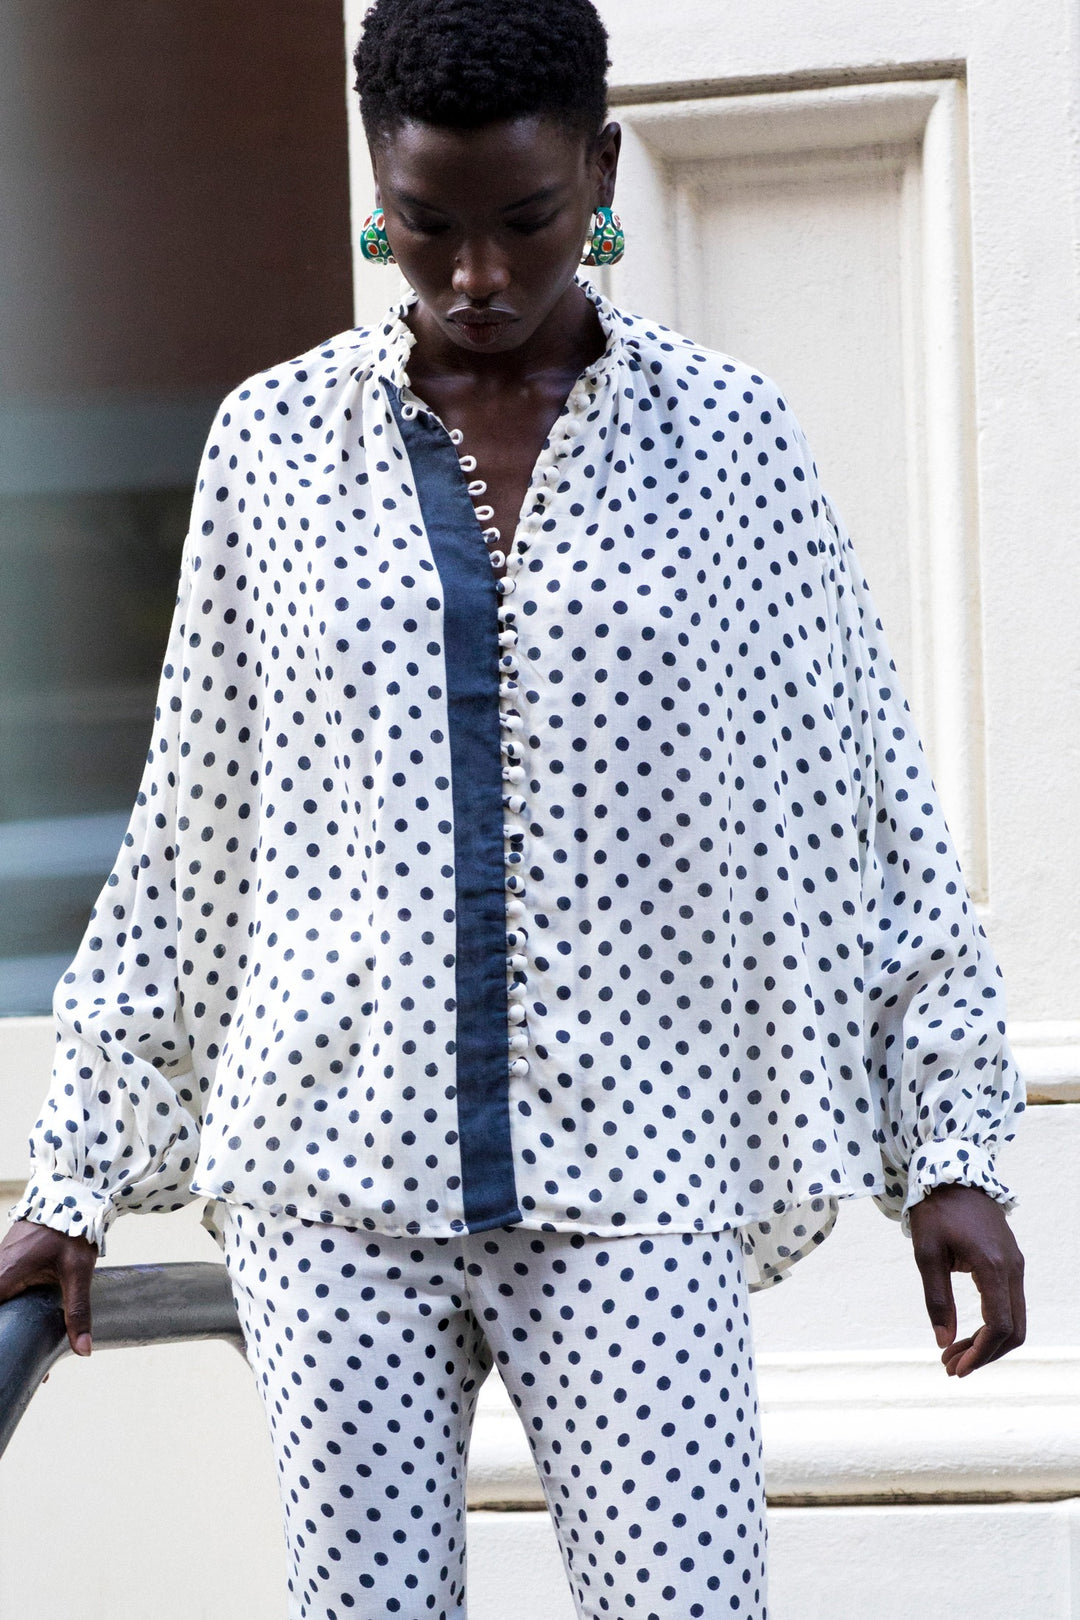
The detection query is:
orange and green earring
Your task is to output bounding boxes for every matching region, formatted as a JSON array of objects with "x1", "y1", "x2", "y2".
[
  {"x1": 581, "y1": 205, "x2": 626, "y2": 267},
  {"x1": 359, "y1": 206, "x2": 396, "y2": 264}
]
